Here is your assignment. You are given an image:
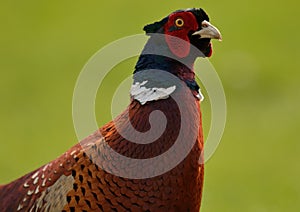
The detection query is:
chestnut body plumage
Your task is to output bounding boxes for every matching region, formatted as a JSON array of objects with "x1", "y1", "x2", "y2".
[{"x1": 0, "y1": 8, "x2": 221, "y2": 212}]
